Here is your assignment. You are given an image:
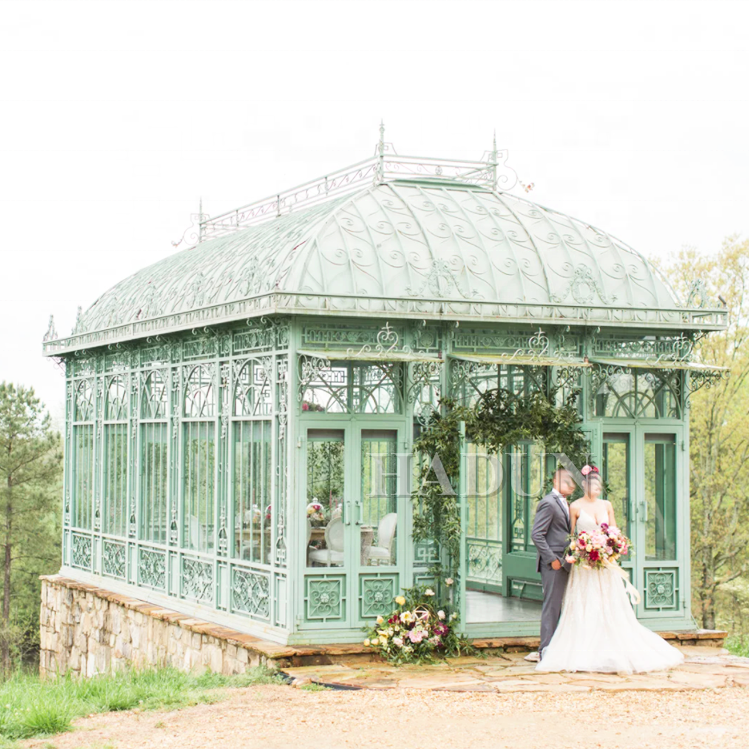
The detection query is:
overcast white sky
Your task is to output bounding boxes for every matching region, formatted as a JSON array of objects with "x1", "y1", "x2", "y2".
[{"x1": 1, "y1": 0, "x2": 747, "y2": 423}]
